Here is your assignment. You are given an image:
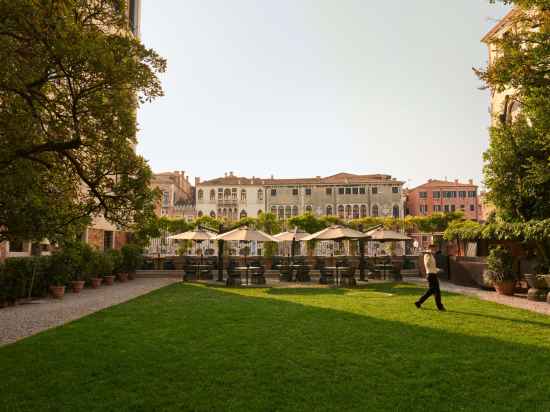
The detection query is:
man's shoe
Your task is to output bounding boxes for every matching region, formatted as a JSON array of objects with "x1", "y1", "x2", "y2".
[
  {"x1": 414, "y1": 302, "x2": 421, "y2": 309},
  {"x1": 438, "y1": 307, "x2": 446, "y2": 312}
]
